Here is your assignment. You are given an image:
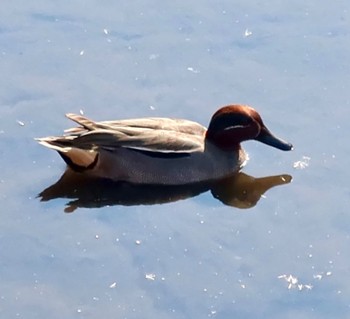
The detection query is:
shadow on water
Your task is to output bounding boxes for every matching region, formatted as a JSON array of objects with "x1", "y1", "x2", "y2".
[{"x1": 38, "y1": 169, "x2": 292, "y2": 213}]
